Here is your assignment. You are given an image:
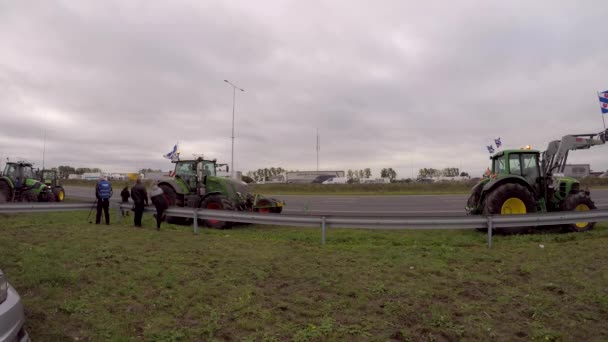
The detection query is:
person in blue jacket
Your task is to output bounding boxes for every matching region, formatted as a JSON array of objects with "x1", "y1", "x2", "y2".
[{"x1": 95, "y1": 176, "x2": 113, "y2": 225}]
